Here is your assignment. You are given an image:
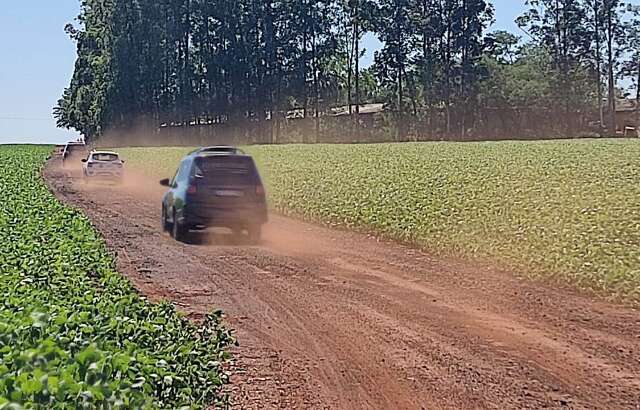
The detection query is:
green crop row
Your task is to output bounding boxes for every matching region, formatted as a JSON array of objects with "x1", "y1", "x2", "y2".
[
  {"x1": 0, "y1": 146, "x2": 233, "y2": 409},
  {"x1": 118, "y1": 139, "x2": 640, "y2": 301}
]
